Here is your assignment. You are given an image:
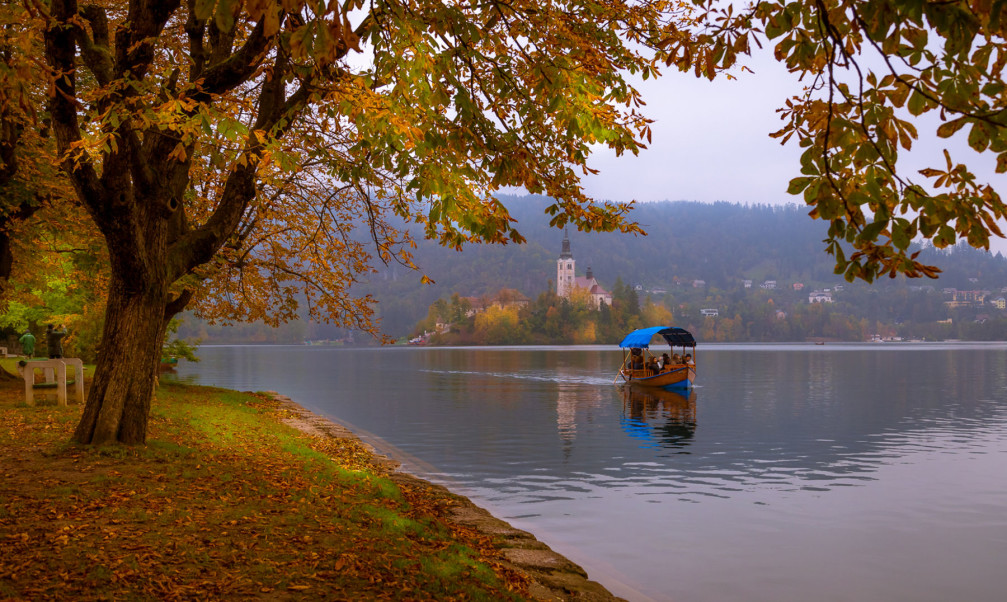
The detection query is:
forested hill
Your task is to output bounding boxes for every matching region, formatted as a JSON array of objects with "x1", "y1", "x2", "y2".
[
  {"x1": 364, "y1": 196, "x2": 1007, "y2": 336},
  {"x1": 365, "y1": 197, "x2": 837, "y2": 335},
  {"x1": 179, "y1": 196, "x2": 1007, "y2": 342}
]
